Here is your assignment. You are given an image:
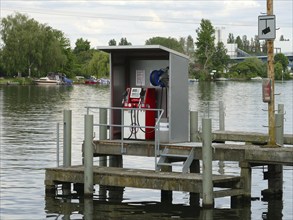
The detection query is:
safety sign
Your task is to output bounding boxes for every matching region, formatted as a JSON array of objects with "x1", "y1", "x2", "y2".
[{"x1": 258, "y1": 15, "x2": 276, "y2": 40}]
